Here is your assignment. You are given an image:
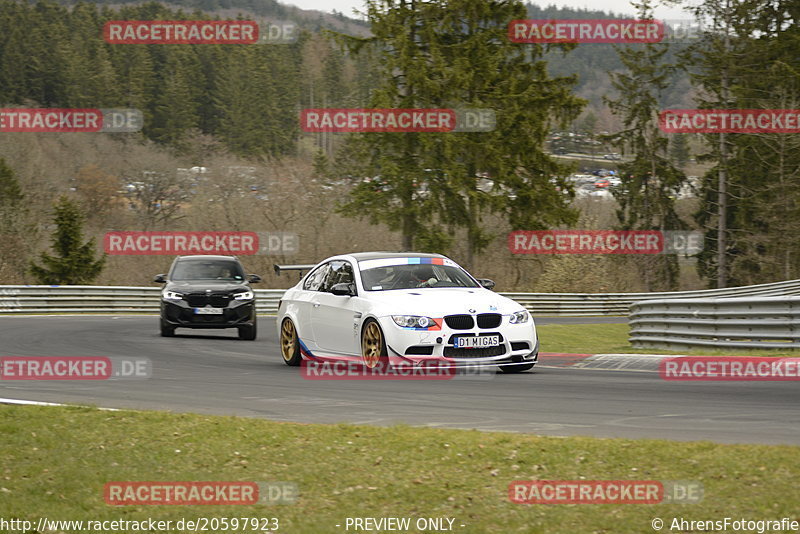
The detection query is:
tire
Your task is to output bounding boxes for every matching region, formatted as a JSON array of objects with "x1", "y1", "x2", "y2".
[
  {"x1": 499, "y1": 362, "x2": 535, "y2": 374},
  {"x1": 160, "y1": 318, "x2": 175, "y2": 337},
  {"x1": 361, "y1": 319, "x2": 388, "y2": 369},
  {"x1": 238, "y1": 316, "x2": 257, "y2": 341},
  {"x1": 279, "y1": 318, "x2": 302, "y2": 366}
]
